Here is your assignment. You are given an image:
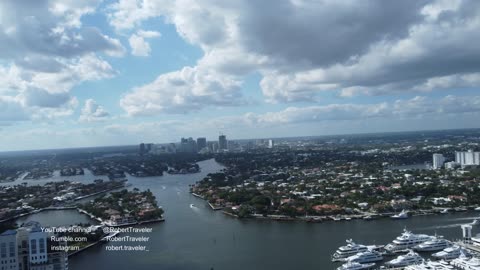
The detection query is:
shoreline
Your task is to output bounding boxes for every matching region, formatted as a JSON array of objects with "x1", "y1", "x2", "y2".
[{"x1": 190, "y1": 192, "x2": 480, "y2": 223}]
